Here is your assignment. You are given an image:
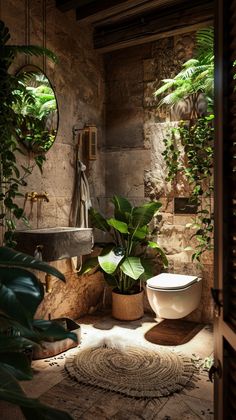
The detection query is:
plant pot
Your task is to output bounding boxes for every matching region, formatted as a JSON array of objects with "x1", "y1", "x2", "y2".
[
  {"x1": 32, "y1": 318, "x2": 81, "y2": 360},
  {"x1": 112, "y1": 288, "x2": 144, "y2": 321}
]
